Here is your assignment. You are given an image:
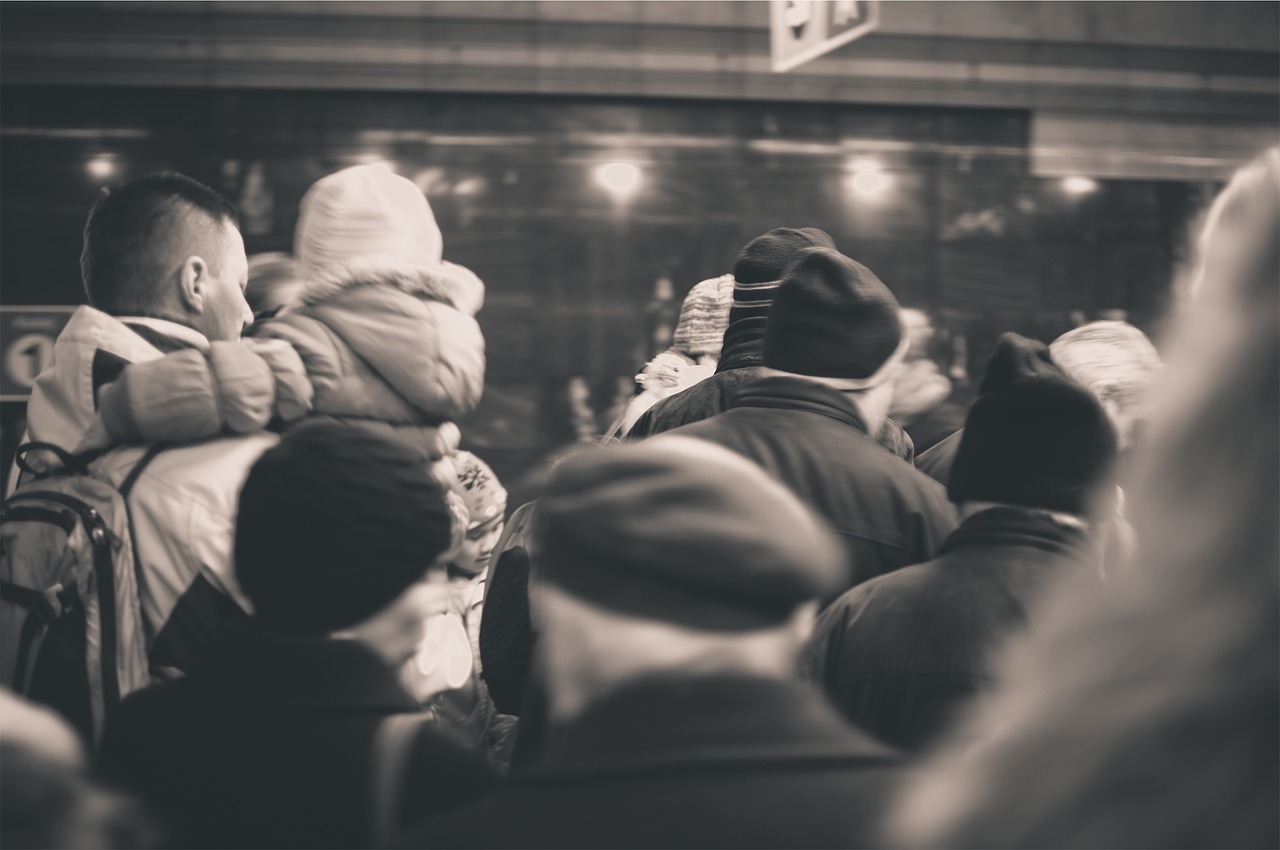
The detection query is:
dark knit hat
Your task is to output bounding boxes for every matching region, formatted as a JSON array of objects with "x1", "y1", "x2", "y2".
[
  {"x1": 727, "y1": 228, "x2": 836, "y2": 332},
  {"x1": 948, "y1": 333, "x2": 1119, "y2": 514},
  {"x1": 764, "y1": 247, "x2": 905, "y2": 381},
  {"x1": 536, "y1": 437, "x2": 847, "y2": 631},
  {"x1": 235, "y1": 420, "x2": 456, "y2": 633}
]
